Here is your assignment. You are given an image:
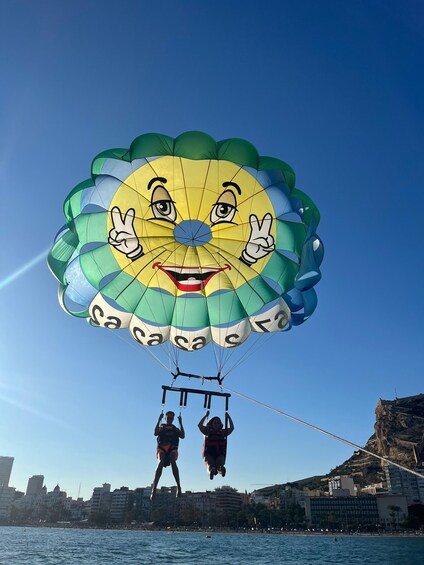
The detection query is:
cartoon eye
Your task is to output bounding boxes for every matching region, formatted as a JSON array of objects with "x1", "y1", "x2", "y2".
[
  {"x1": 150, "y1": 186, "x2": 177, "y2": 224},
  {"x1": 210, "y1": 190, "x2": 237, "y2": 225}
]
